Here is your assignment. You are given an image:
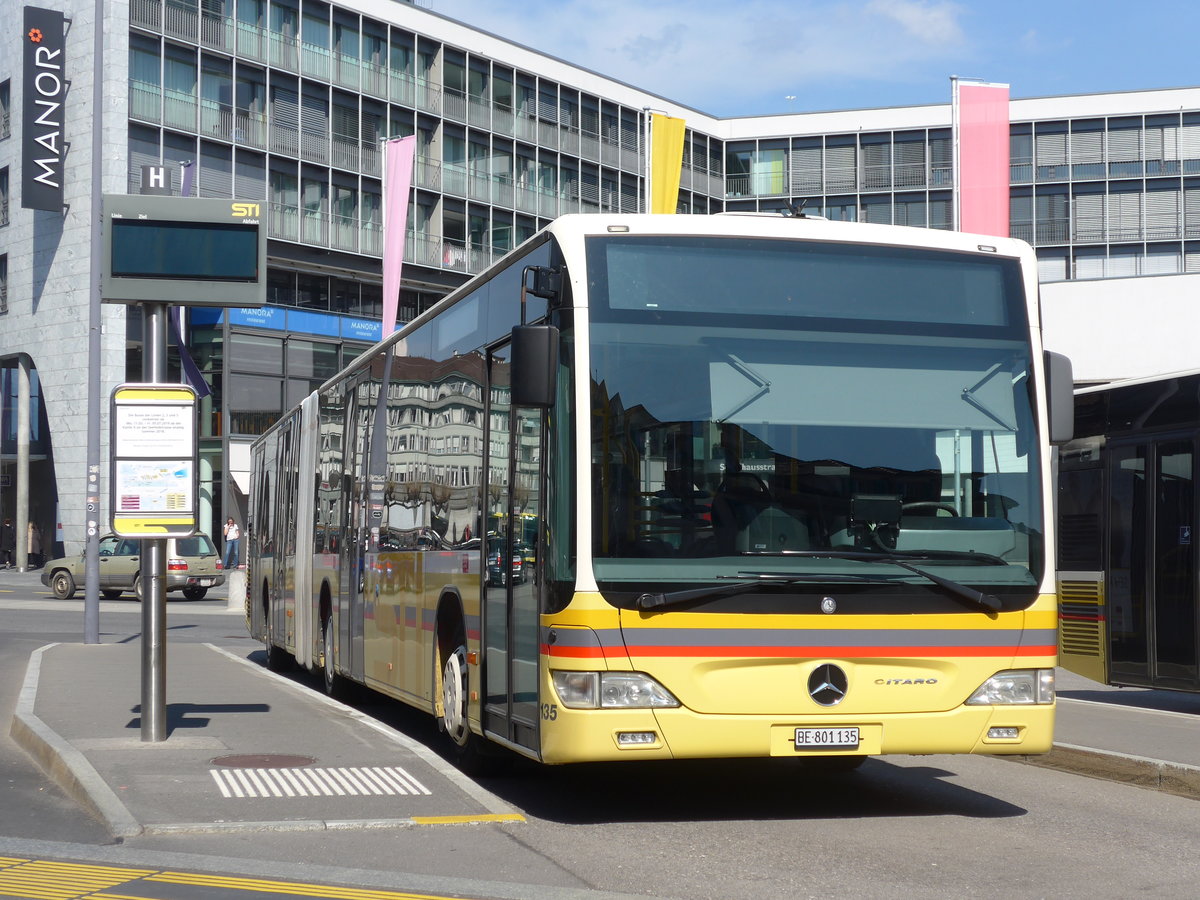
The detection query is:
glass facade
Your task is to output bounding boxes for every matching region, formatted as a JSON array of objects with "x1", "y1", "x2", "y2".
[{"x1": 127, "y1": 0, "x2": 722, "y2": 286}]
